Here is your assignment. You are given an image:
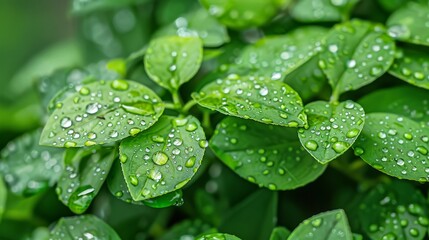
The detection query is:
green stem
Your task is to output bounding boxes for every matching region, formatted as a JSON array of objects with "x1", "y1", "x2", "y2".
[
  {"x1": 171, "y1": 90, "x2": 183, "y2": 108},
  {"x1": 164, "y1": 102, "x2": 178, "y2": 110},
  {"x1": 182, "y1": 99, "x2": 197, "y2": 114},
  {"x1": 329, "y1": 87, "x2": 340, "y2": 104},
  {"x1": 202, "y1": 111, "x2": 213, "y2": 136}
]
